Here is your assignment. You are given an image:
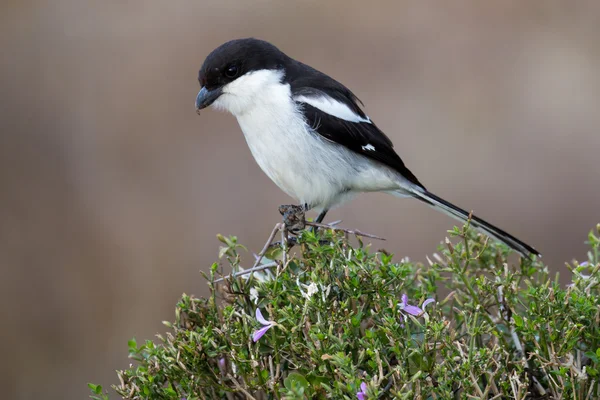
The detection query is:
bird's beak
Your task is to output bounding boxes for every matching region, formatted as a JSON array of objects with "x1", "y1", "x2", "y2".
[{"x1": 195, "y1": 87, "x2": 222, "y2": 114}]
